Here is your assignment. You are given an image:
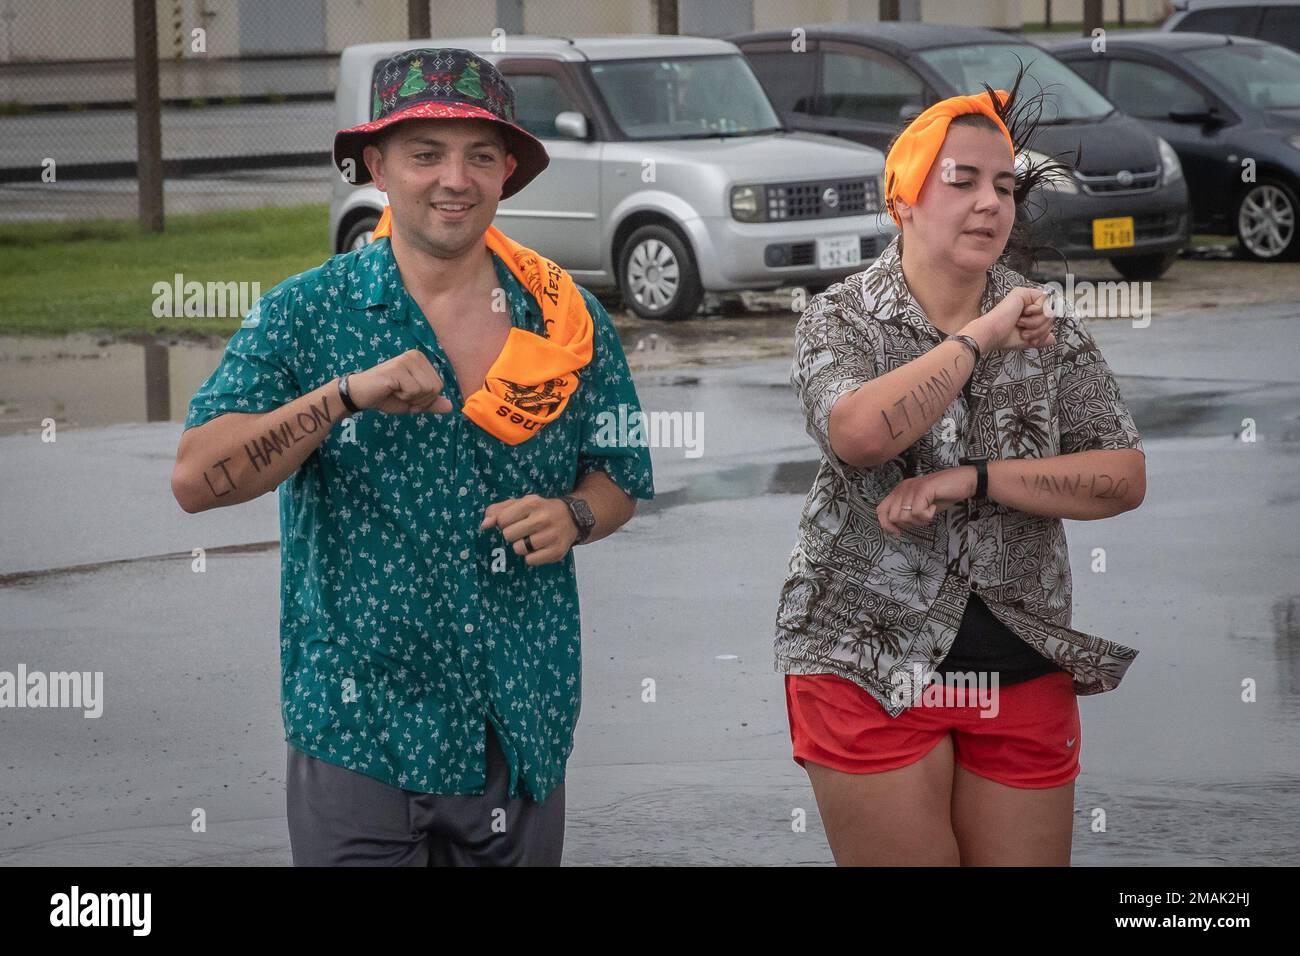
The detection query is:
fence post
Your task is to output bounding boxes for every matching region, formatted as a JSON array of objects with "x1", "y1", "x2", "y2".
[
  {"x1": 1082, "y1": 0, "x2": 1103, "y2": 36},
  {"x1": 132, "y1": 0, "x2": 164, "y2": 233},
  {"x1": 408, "y1": 0, "x2": 430, "y2": 39},
  {"x1": 656, "y1": 0, "x2": 678, "y2": 35}
]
